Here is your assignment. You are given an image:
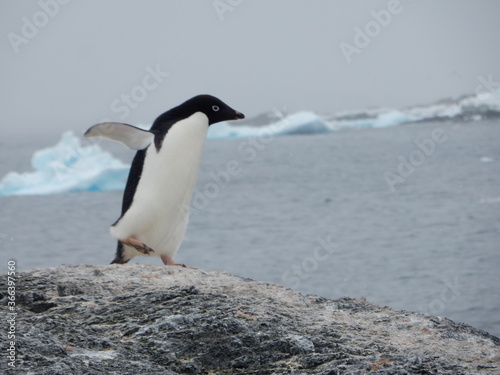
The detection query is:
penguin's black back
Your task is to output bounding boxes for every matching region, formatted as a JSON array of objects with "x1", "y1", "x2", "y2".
[{"x1": 121, "y1": 149, "x2": 147, "y2": 215}]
